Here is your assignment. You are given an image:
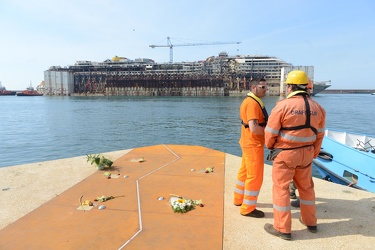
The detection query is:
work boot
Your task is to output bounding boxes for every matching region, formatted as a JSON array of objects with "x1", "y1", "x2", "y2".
[
  {"x1": 241, "y1": 209, "x2": 265, "y2": 218},
  {"x1": 291, "y1": 199, "x2": 300, "y2": 208},
  {"x1": 289, "y1": 181, "x2": 297, "y2": 199},
  {"x1": 299, "y1": 218, "x2": 318, "y2": 233},
  {"x1": 264, "y1": 223, "x2": 291, "y2": 240}
]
